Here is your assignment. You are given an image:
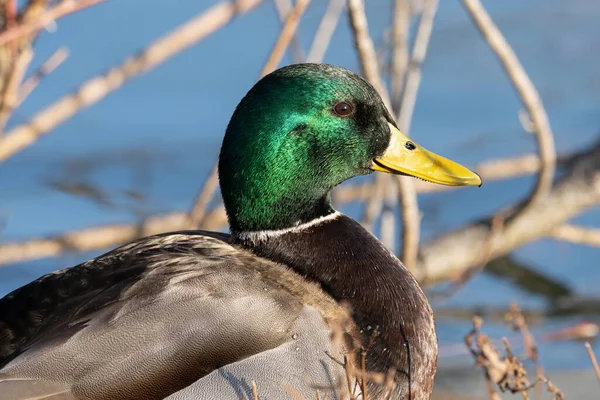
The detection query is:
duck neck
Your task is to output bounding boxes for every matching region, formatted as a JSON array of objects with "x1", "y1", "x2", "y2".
[{"x1": 234, "y1": 212, "x2": 437, "y2": 399}]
